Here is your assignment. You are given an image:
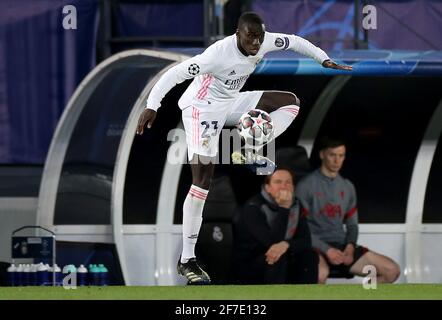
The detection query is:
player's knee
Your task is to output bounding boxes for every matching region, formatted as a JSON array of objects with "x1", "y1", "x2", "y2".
[
  {"x1": 193, "y1": 177, "x2": 211, "y2": 190},
  {"x1": 284, "y1": 92, "x2": 300, "y2": 106},
  {"x1": 384, "y1": 262, "x2": 400, "y2": 283},
  {"x1": 293, "y1": 94, "x2": 300, "y2": 106},
  {"x1": 192, "y1": 171, "x2": 212, "y2": 190}
]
